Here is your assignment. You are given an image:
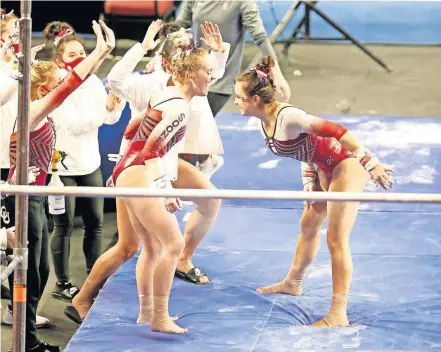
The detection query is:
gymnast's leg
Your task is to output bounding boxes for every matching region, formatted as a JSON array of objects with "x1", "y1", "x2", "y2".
[
  {"x1": 71, "y1": 197, "x2": 140, "y2": 319},
  {"x1": 311, "y1": 158, "x2": 367, "y2": 327},
  {"x1": 173, "y1": 158, "x2": 221, "y2": 284},
  {"x1": 257, "y1": 176, "x2": 328, "y2": 295}
]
